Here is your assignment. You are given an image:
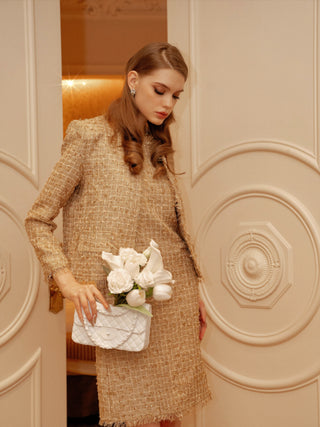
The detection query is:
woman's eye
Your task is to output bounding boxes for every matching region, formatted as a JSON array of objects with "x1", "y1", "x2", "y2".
[
  {"x1": 154, "y1": 88, "x2": 164, "y2": 95},
  {"x1": 173, "y1": 95, "x2": 180, "y2": 100}
]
